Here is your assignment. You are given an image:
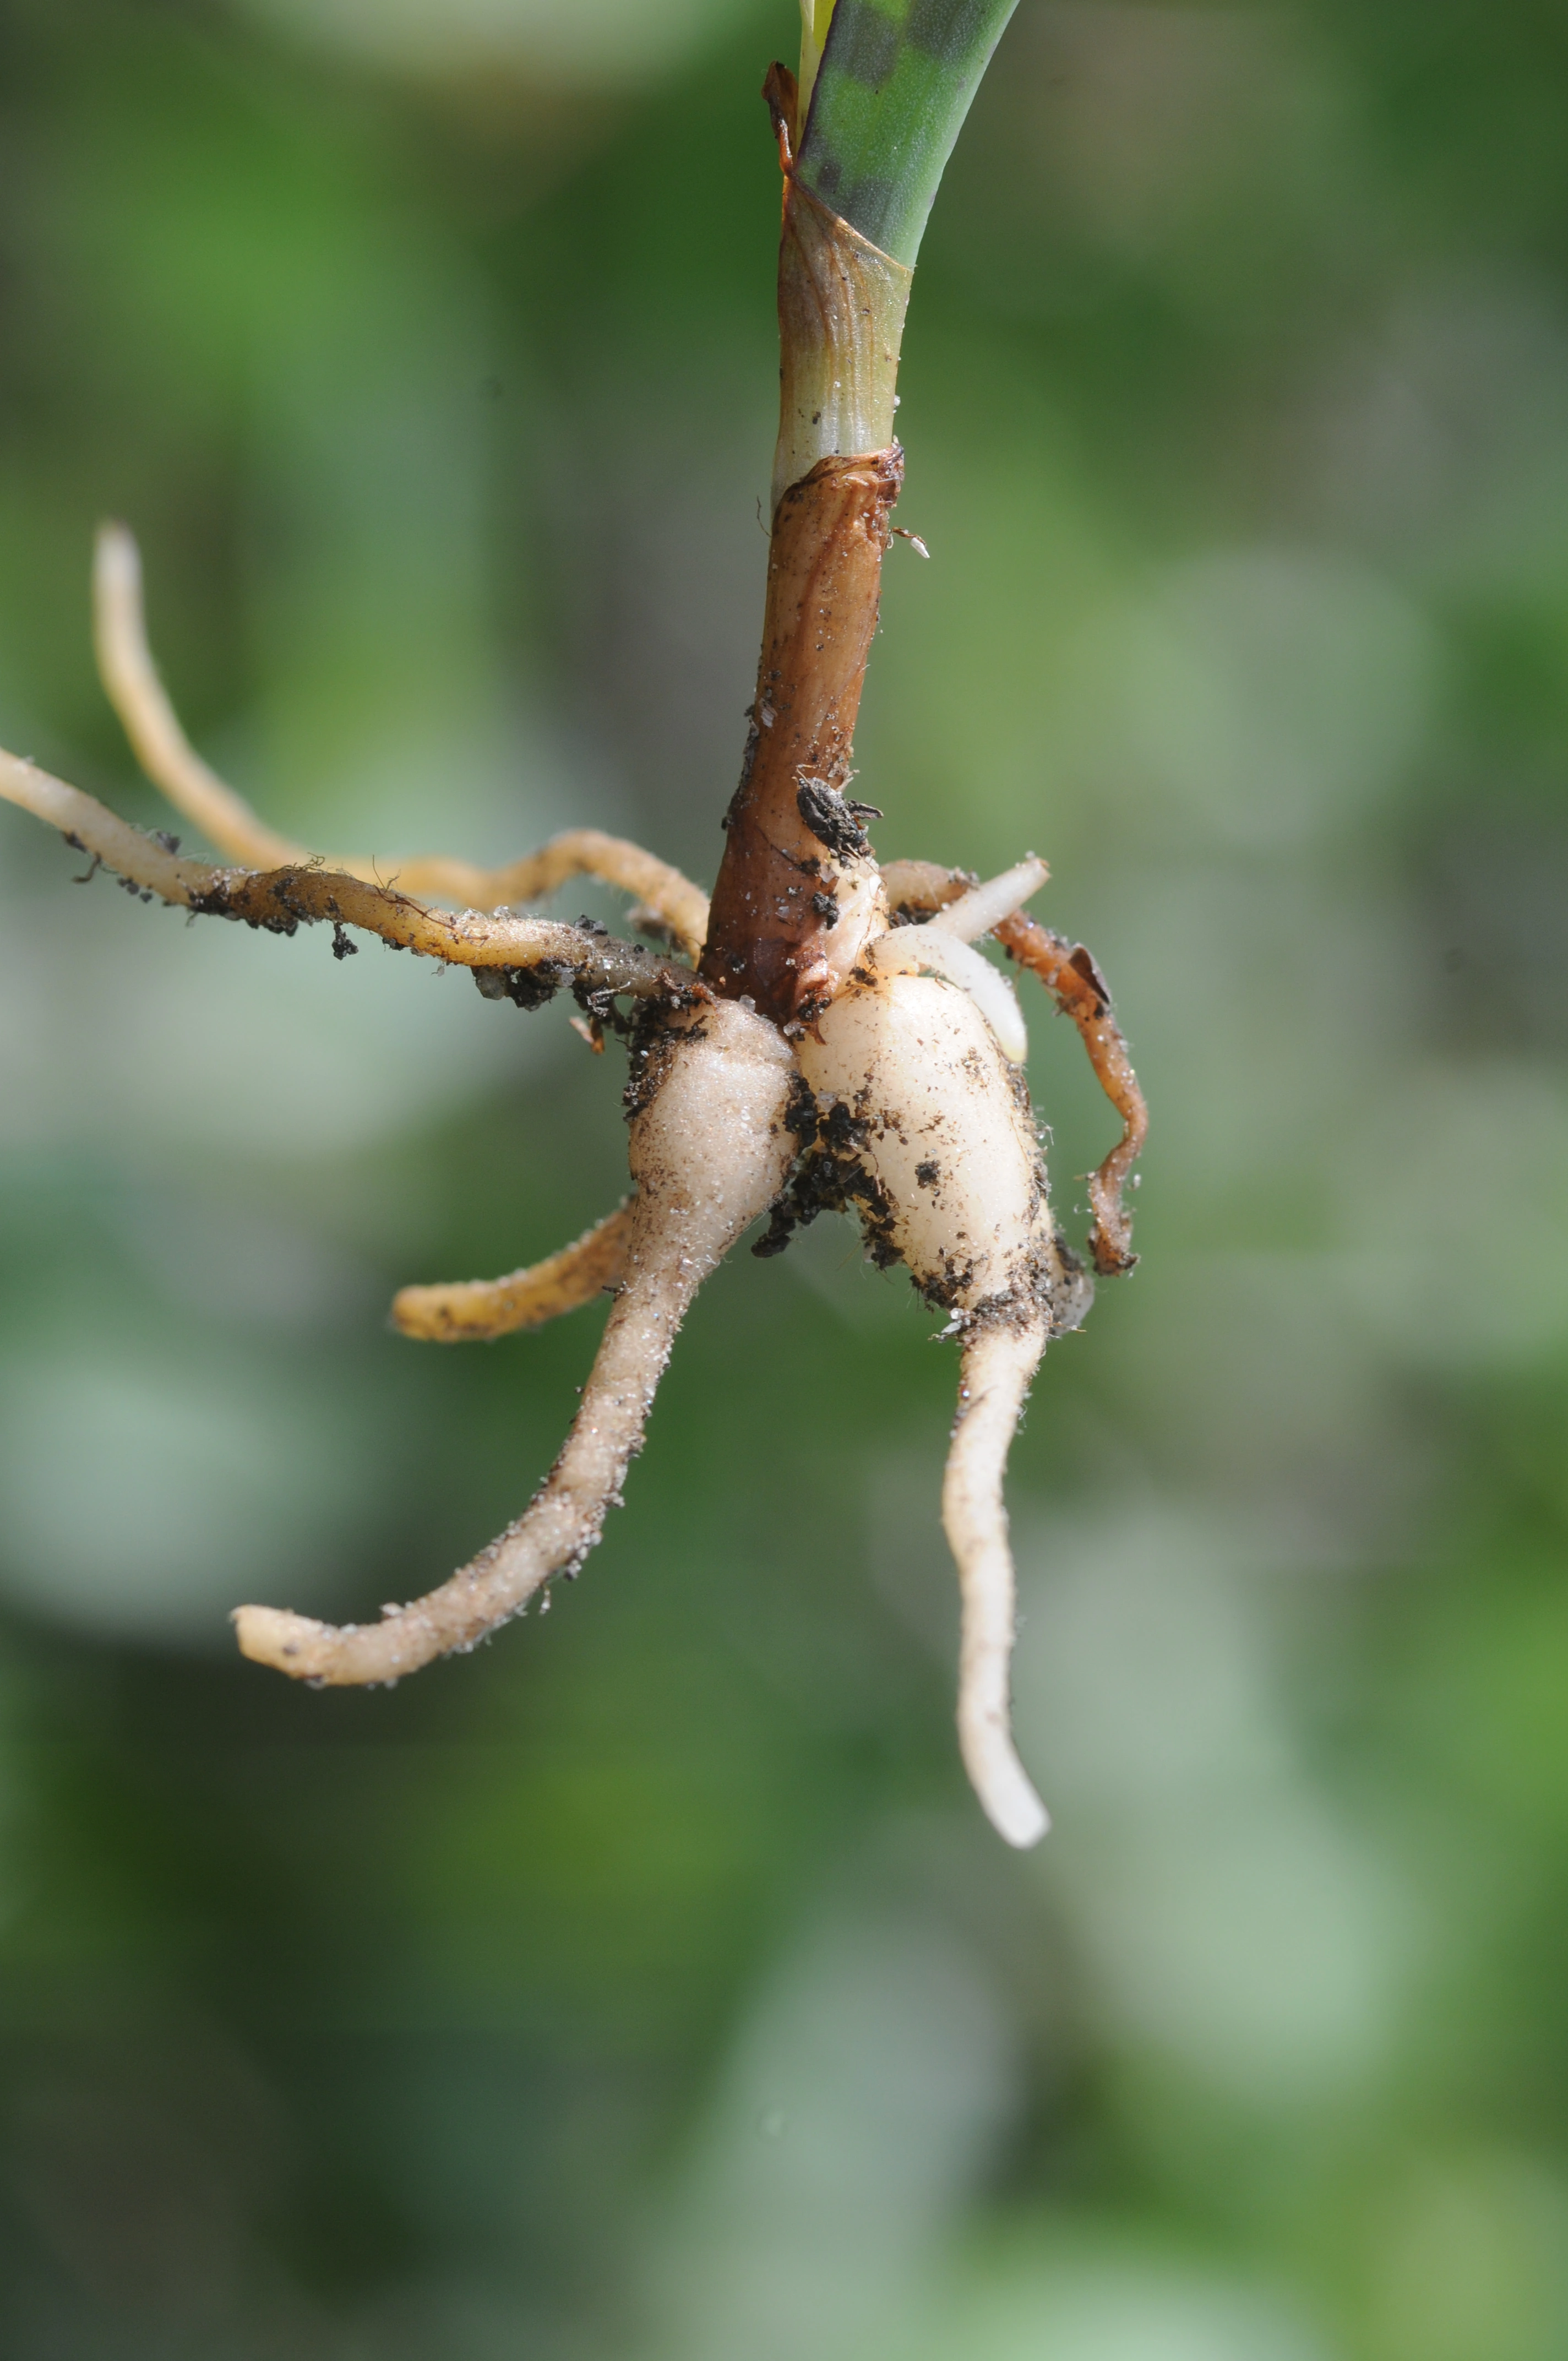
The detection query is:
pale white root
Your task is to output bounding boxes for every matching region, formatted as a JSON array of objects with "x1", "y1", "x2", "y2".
[
  {"x1": 391, "y1": 1204, "x2": 634, "y2": 1343},
  {"x1": 93, "y1": 524, "x2": 710, "y2": 959},
  {"x1": 93, "y1": 522, "x2": 301, "y2": 872},
  {"x1": 233, "y1": 1000, "x2": 796, "y2": 1685},
  {"x1": 944, "y1": 1315, "x2": 1050, "y2": 1848},
  {"x1": 867, "y1": 925, "x2": 1028, "y2": 1063},
  {"x1": 923, "y1": 856, "x2": 1048, "y2": 945}
]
